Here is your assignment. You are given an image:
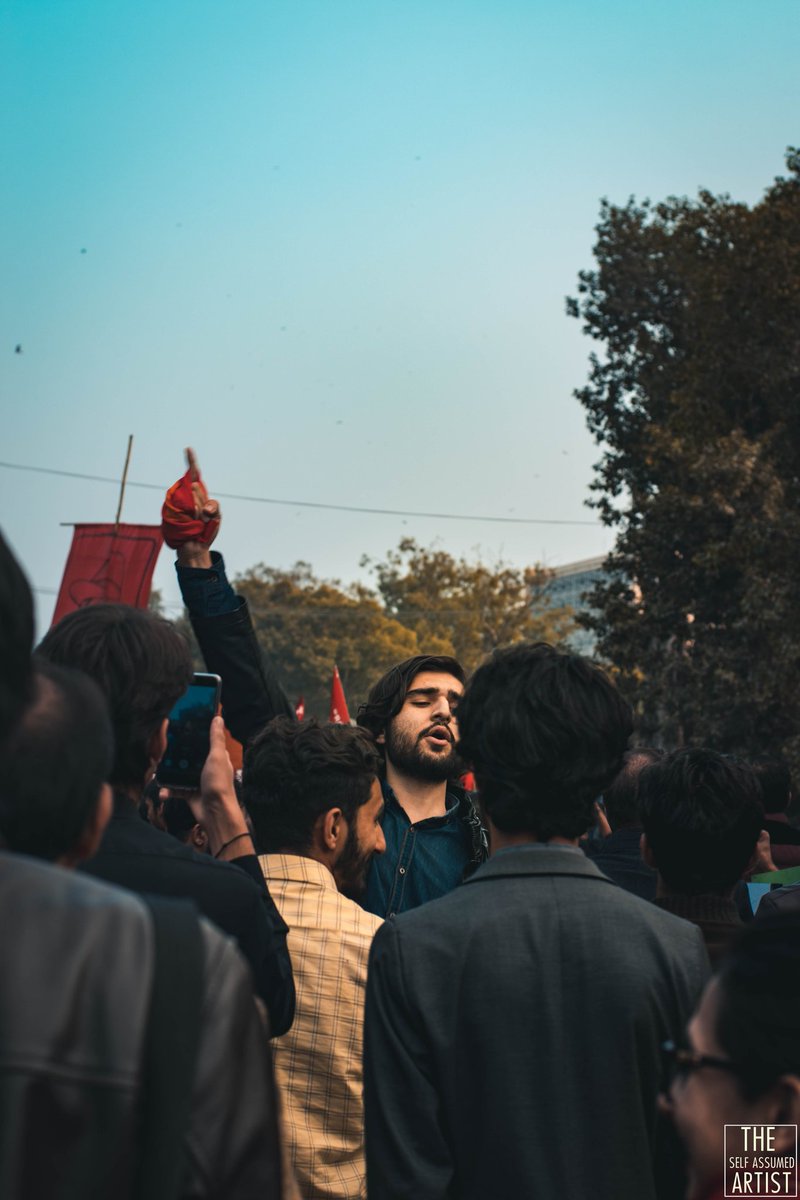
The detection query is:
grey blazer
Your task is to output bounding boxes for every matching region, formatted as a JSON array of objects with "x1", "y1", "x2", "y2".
[{"x1": 364, "y1": 845, "x2": 709, "y2": 1200}]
